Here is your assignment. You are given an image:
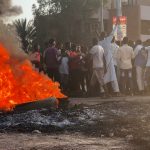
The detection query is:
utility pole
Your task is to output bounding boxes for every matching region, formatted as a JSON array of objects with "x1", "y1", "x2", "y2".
[
  {"x1": 116, "y1": 0, "x2": 122, "y2": 17},
  {"x1": 101, "y1": 0, "x2": 104, "y2": 32},
  {"x1": 115, "y1": 0, "x2": 123, "y2": 41}
]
